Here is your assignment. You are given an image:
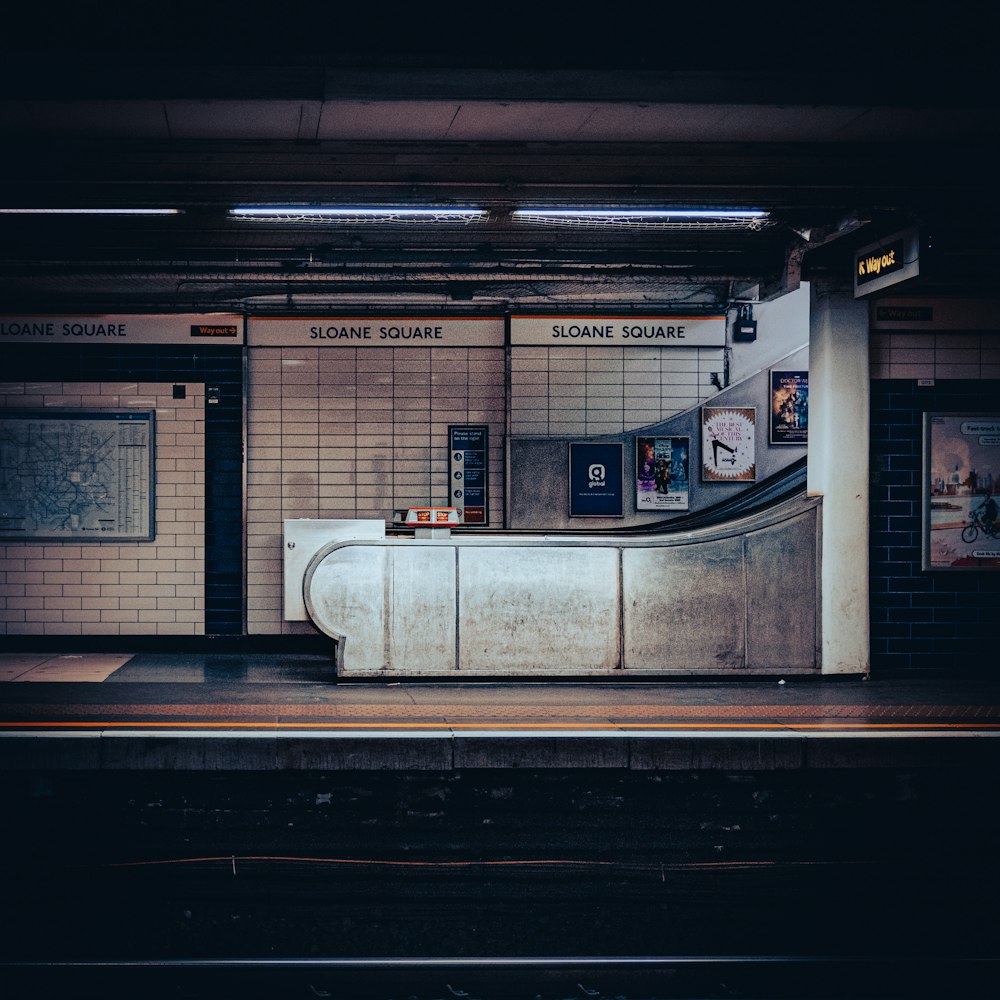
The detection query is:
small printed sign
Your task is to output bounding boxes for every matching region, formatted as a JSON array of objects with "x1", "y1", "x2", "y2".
[{"x1": 190, "y1": 324, "x2": 239, "y2": 338}]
